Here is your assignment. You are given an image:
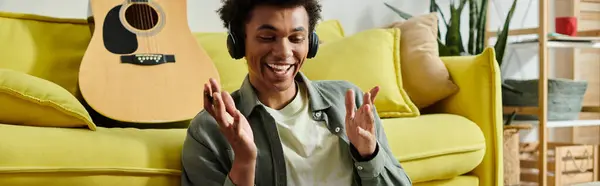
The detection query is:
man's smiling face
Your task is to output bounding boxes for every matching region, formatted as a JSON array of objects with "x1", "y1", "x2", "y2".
[{"x1": 243, "y1": 5, "x2": 310, "y2": 93}]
